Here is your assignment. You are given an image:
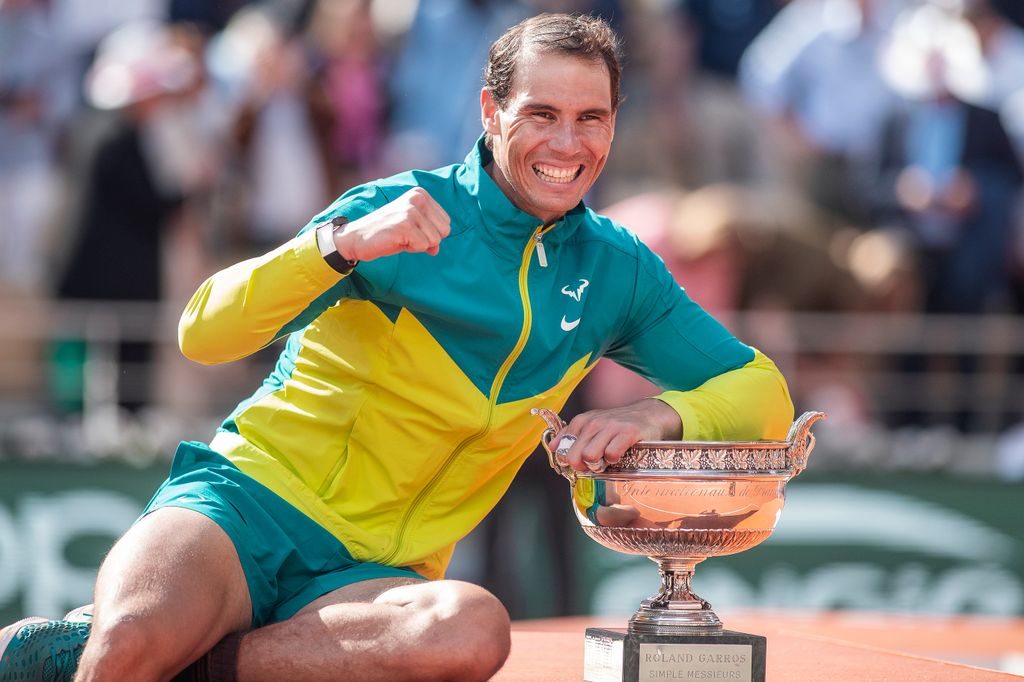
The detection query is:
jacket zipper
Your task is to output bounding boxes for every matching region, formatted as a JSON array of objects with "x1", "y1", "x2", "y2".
[
  {"x1": 379, "y1": 222, "x2": 555, "y2": 565},
  {"x1": 535, "y1": 233, "x2": 548, "y2": 267}
]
